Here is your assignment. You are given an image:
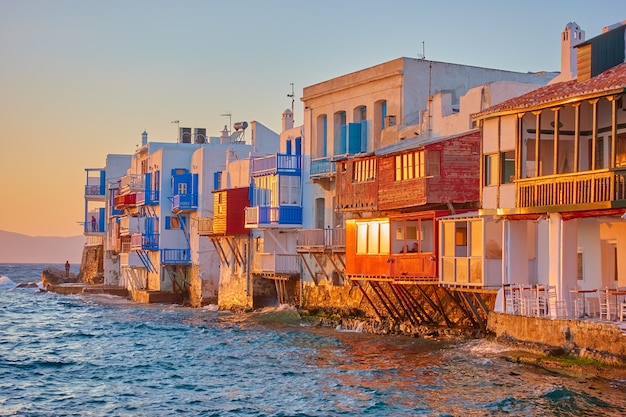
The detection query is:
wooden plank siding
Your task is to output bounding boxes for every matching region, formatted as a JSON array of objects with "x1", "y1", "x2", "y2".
[
  {"x1": 336, "y1": 132, "x2": 480, "y2": 213},
  {"x1": 336, "y1": 158, "x2": 379, "y2": 212},
  {"x1": 378, "y1": 131, "x2": 481, "y2": 211},
  {"x1": 212, "y1": 187, "x2": 250, "y2": 236}
]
